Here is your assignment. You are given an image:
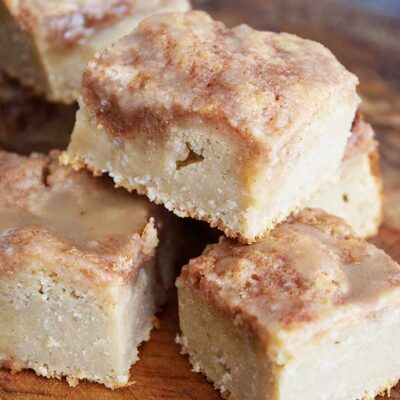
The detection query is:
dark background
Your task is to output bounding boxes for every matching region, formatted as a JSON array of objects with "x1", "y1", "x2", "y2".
[{"x1": 349, "y1": 0, "x2": 400, "y2": 17}]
